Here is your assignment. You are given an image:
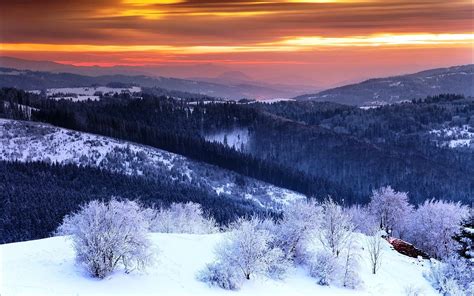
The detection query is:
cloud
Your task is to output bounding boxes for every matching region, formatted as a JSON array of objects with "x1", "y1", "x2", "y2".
[
  {"x1": 1, "y1": 0, "x2": 472, "y2": 45},
  {"x1": 0, "y1": 0, "x2": 472, "y2": 86}
]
